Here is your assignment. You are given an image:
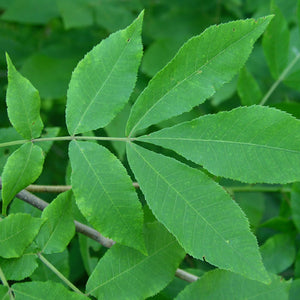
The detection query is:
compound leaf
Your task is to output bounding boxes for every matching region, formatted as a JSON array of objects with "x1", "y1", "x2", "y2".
[
  {"x1": 127, "y1": 143, "x2": 269, "y2": 283},
  {"x1": 138, "y1": 106, "x2": 300, "y2": 184},
  {"x1": 36, "y1": 191, "x2": 75, "y2": 254},
  {"x1": 175, "y1": 270, "x2": 290, "y2": 300},
  {"x1": 6, "y1": 54, "x2": 43, "y2": 140},
  {"x1": 66, "y1": 11, "x2": 143, "y2": 135},
  {"x1": 1, "y1": 143, "x2": 44, "y2": 215},
  {"x1": 0, "y1": 213, "x2": 43, "y2": 258},
  {"x1": 69, "y1": 140, "x2": 145, "y2": 253},
  {"x1": 126, "y1": 16, "x2": 272, "y2": 136},
  {"x1": 86, "y1": 222, "x2": 185, "y2": 300}
]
